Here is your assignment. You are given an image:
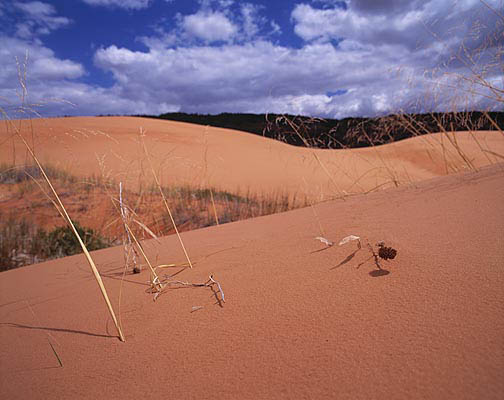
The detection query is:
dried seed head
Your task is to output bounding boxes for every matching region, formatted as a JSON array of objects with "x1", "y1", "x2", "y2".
[{"x1": 378, "y1": 246, "x2": 397, "y2": 260}]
